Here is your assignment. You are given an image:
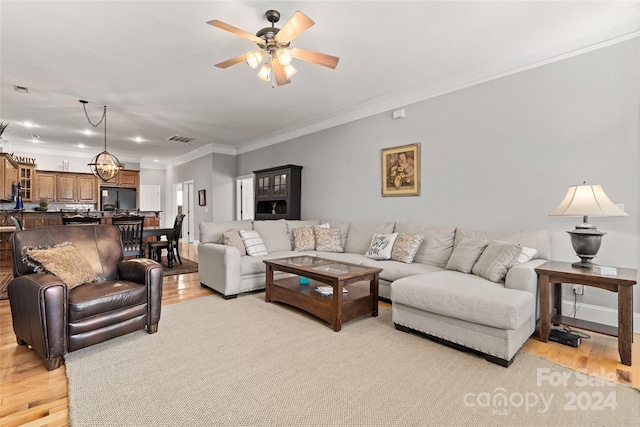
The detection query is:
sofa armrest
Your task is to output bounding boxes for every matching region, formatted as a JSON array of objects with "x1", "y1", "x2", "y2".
[
  {"x1": 198, "y1": 242, "x2": 242, "y2": 296},
  {"x1": 7, "y1": 274, "x2": 67, "y2": 369},
  {"x1": 118, "y1": 258, "x2": 163, "y2": 328},
  {"x1": 505, "y1": 259, "x2": 548, "y2": 296}
]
